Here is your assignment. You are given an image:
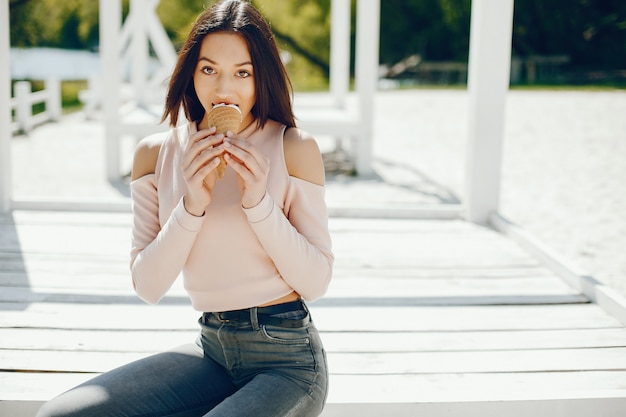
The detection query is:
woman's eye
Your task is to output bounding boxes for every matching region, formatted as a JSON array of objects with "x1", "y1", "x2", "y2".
[
  {"x1": 201, "y1": 66, "x2": 215, "y2": 75},
  {"x1": 237, "y1": 70, "x2": 252, "y2": 78}
]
